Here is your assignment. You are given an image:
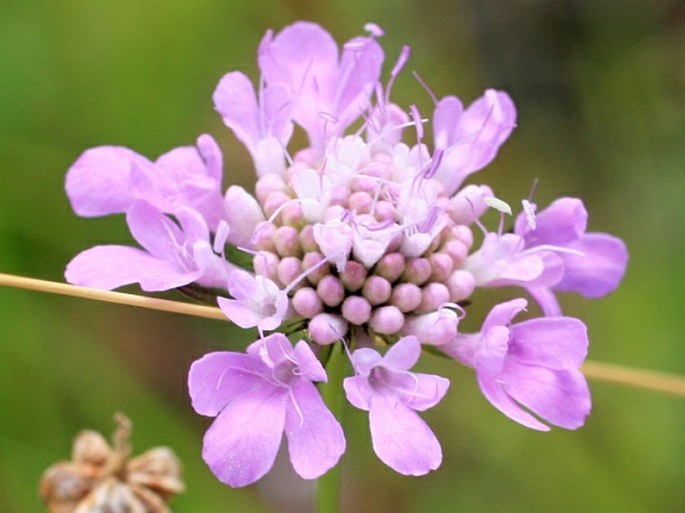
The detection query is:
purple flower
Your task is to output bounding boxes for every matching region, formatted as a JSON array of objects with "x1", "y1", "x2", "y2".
[
  {"x1": 514, "y1": 197, "x2": 628, "y2": 315},
  {"x1": 431, "y1": 90, "x2": 517, "y2": 196},
  {"x1": 188, "y1": 333, "x2": 345, "y2": 487},
  {"x1": 65, "y1": 201, "x2": 232, "y2": 291},
  {"x1": 441, "y1": 298, "x2": 591, "y2": 431},
  {"x1": 258, "y1": 21, "x2": 384, "y2": 153},
  {"x1": 217, "y1": 269, "x2": 289, "y2": 333},
  {"x1": 343, "y1": 336, "x2": 450, "y2": 475},
  {"x1": 65, "y1": 134, "x2": 225, "y2": 231}
]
